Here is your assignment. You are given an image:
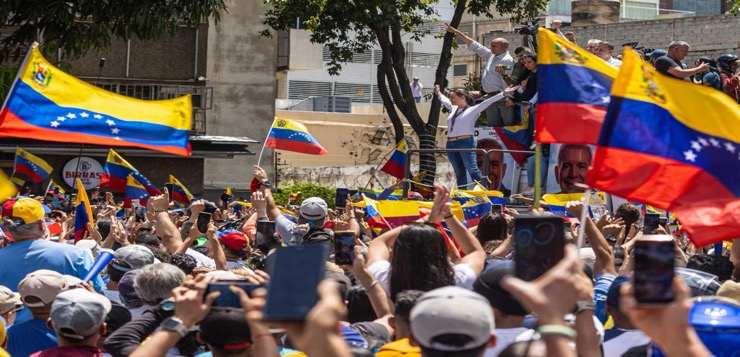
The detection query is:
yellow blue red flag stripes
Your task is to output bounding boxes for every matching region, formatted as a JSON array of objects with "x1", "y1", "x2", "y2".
[
  {"x1": 536, "y1": 28, "x2": 618, "y2": 145},
  {"x1": 380, "y1": 138, "x2": 408, "y2": 179},
  {"x1": 74, "y1": 178, "x2": 94, "y2": 243},
  {"x1": 0, "y1": 45, "x2": 192, "y2": 156},
  {"x1": 124, "y1": 174, "x2": 150, "y2": 208},
  {"x1": 100, "y1": 149, "x2": 161, "y2": 195},
  {"x1": 168, "y1": 175, "x2": 194, "y2": 204},
  {"x1": 14, "y1": 147, "x2": 53, "y2": 183},
  {"x1": 586, "y1": 49, "x2": 740, "y2": 246},
  {"x1": 265, "y1": 118, "x2": 327, "y2": 155},
  {"x1": 10, "y1": 176, "x2": 24, "y2": 192}
]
